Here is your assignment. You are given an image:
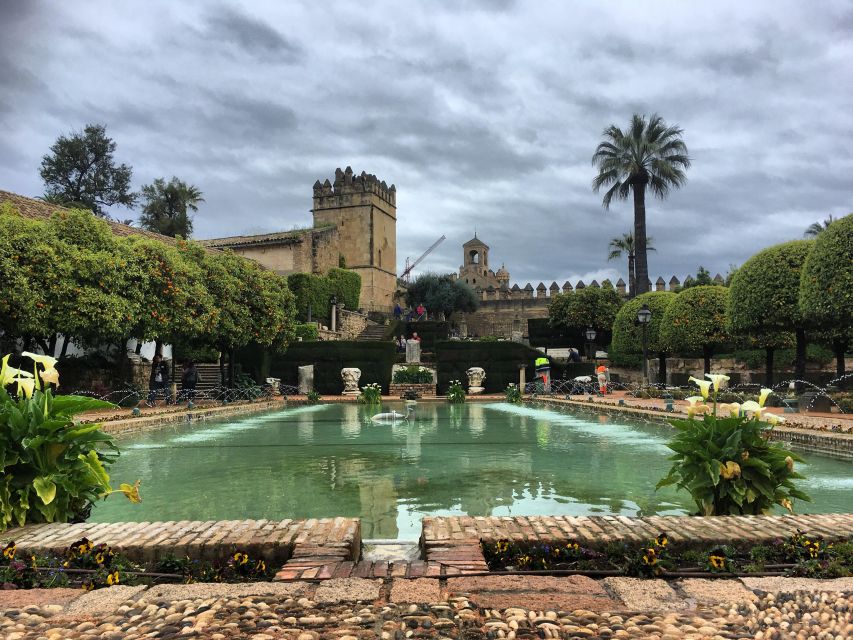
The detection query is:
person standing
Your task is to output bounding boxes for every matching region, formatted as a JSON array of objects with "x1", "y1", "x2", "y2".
[
  {"x1": 147, "y1": 354, "x2": 169, "y2": 406},
  {"x1": 416, "y1": 303, "x2": 426, "y2": 321},
  {"x1": 181, "y1": 360, "x2": 201, "y2": 405},
  {"x1": 393, "y1": 303, "x2": 402, "y2": 320}
]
